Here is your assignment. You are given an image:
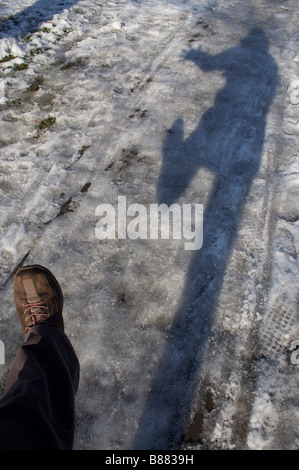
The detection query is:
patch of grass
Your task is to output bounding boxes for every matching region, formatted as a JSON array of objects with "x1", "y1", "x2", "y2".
[
  {"x1": 81, "y1": 182, "x2": 91, "y2": 193},
  {"x1": 58, "y1": 197, "x2": 73, "y2": 216},
  {"x1": 40, "y1": 27, "x2": 51, "y2": 33},
  {"x1": 0, "y1": 54, "x2": 16, "y2": 63},
  {"x1": 30, "y1": 47, "x2": 43, "y2": 57},
  {"x1": 10, "y1": 98, "x2": 22, "y2": 106},
  {"x1": 39, "y1": 116, "x2": 56, "y2": 130},
  {"x1": 61, "y1": 57, "x2": 86, "y2": 70},
  {"x1": 14, "y1": 63, "x2": 28, "y2": 71},
  {"x1": 26, "y1": 76, "x2": 44, "y2": 92},
  {"x1": 78, "y1": 145, "x2": 90, "y2": 159}
]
